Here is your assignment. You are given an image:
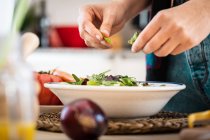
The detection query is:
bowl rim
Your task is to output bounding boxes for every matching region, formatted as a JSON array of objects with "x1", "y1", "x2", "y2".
[{"x1": 44, "y1": 82, "x2": 186, "y2": 92}]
